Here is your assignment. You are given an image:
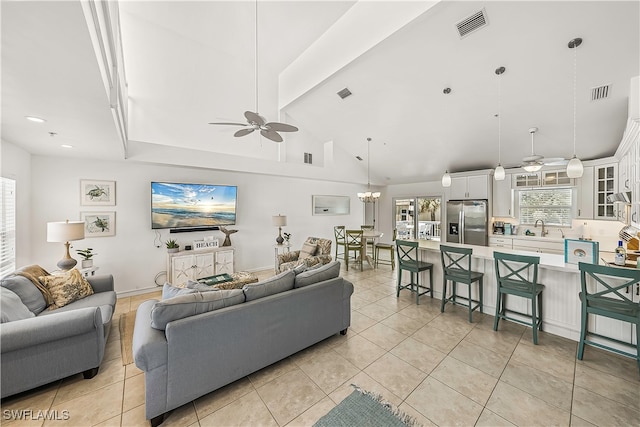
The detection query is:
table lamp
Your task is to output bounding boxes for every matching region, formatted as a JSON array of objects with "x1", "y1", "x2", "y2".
[
  {"x1": 47, "y1": 220, "x2": 85, "y2": 270},
  {"x1": 272, "y1": 215, "x2": 287, "y2": 244}
]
